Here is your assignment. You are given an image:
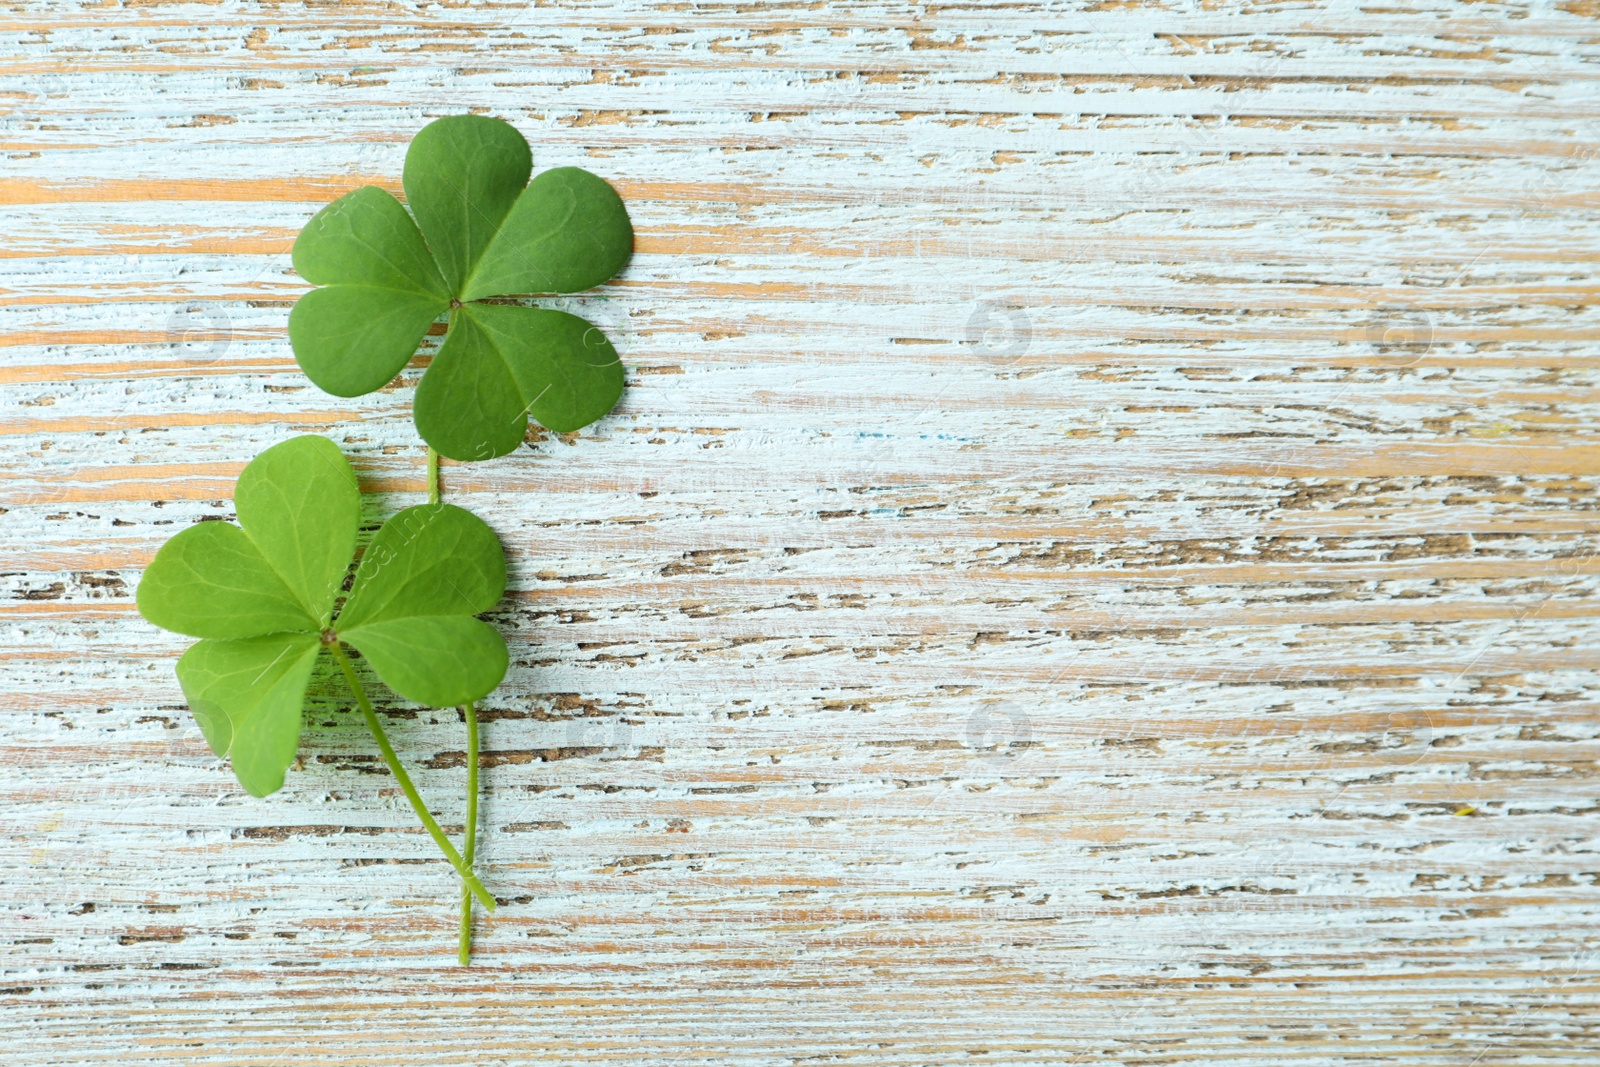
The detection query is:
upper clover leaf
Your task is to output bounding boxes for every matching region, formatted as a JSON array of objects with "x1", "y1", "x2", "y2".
[
  {"x1": 136, "y1": 435, "x2": 509, "y2": 798},
  {"x1": 289, "y1": 115, "x2": 633, "y2": 462}
]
